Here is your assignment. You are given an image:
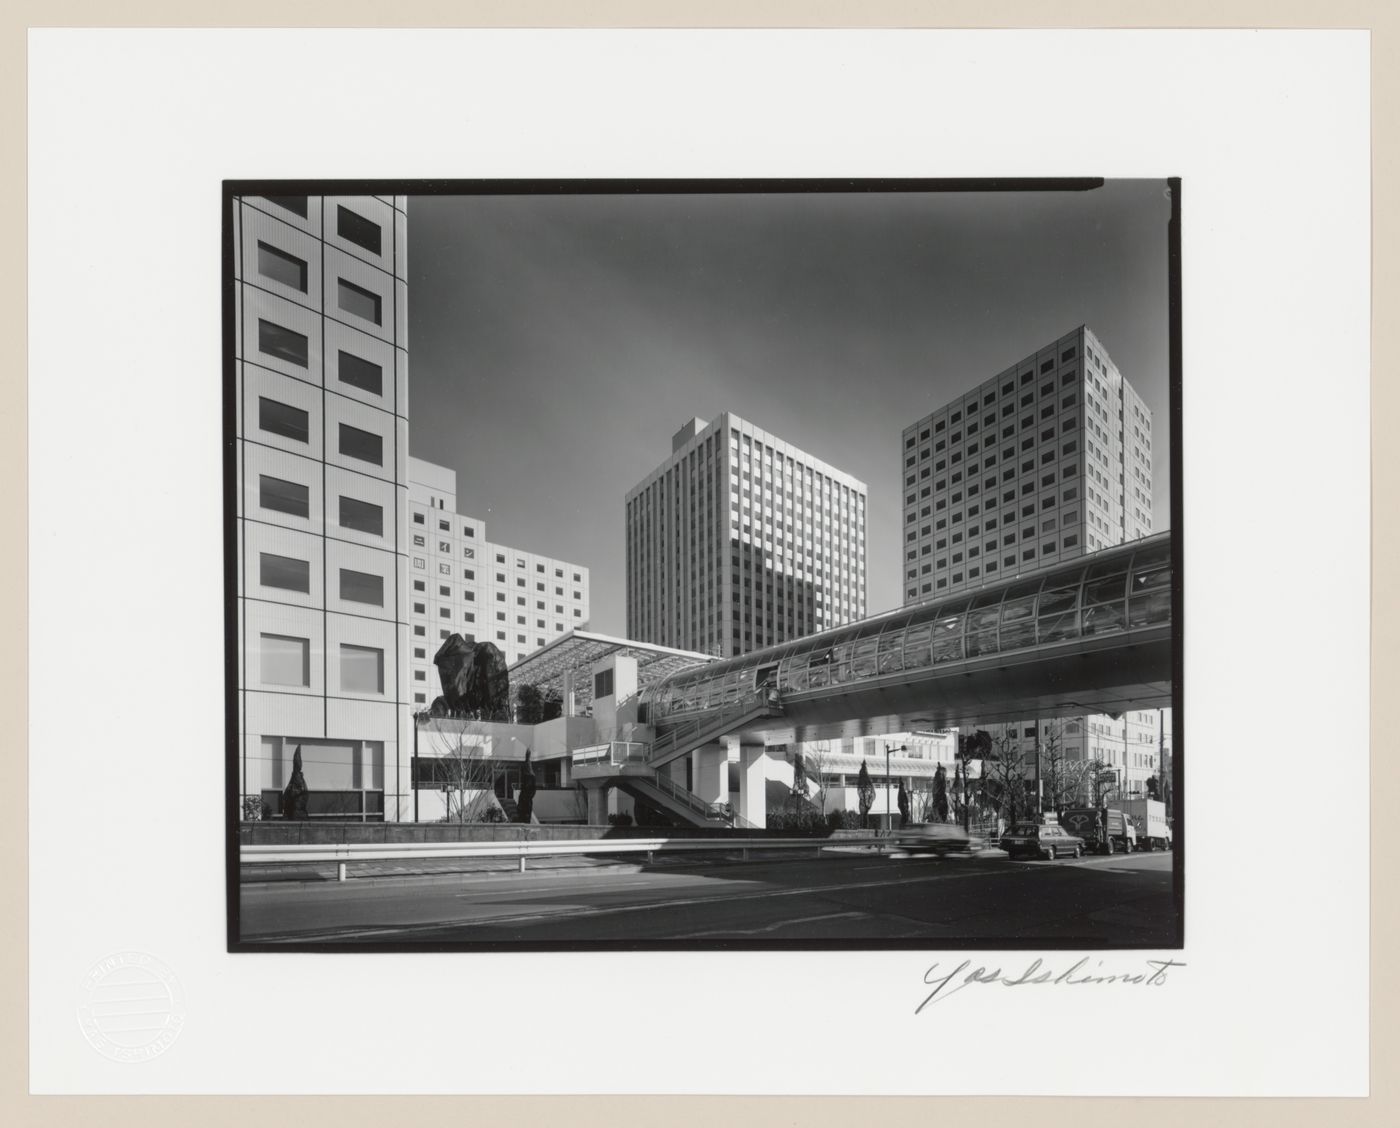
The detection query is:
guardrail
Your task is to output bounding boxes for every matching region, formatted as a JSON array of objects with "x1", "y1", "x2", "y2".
[
  {"x1": 241, "y1": 835, "x2": 890, "y2": 881},
  {"x1": 571, "y1": 741, "x2": 649, "y2": 766}
]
